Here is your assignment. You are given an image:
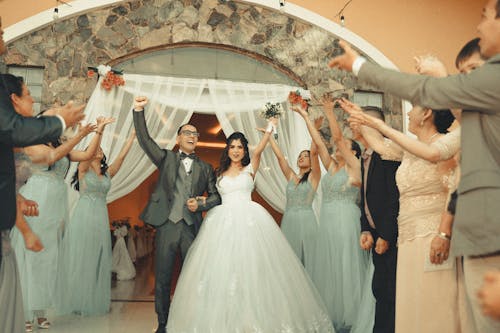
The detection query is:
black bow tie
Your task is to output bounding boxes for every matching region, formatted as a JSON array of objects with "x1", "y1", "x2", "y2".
[{"x1": 180, "y1": 152, "x2": 196, "y2": 160}]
